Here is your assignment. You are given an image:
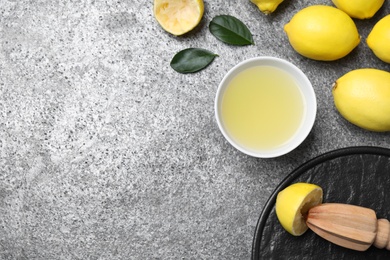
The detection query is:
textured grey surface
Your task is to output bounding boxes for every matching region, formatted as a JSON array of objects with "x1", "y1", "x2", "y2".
[{"x1": 1, "y1": 0, "x2": 390, "y2": 259}]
